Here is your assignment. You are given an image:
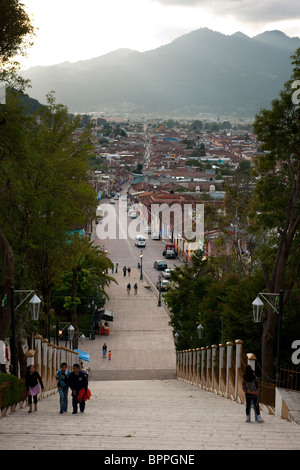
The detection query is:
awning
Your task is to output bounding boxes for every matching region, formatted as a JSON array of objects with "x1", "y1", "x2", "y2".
[
  {"x1": 93, "y1": 309, "x2": 114, "y2": 323},
  {"x1": 74, "y1": 349, "x2": 90, "y2": 362},
  {"x1": 101, "y1": 309, "x2": 114, "y2": 322}
]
